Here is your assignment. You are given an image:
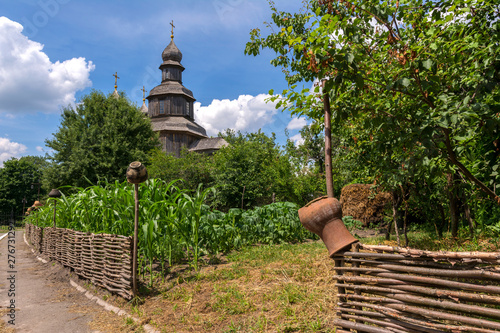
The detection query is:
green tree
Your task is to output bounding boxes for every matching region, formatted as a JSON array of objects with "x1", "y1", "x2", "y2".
[
  {"x1": 0, "y1": 156, "x2": 47, "y2": 217},
  {"x1": 44, "y1": 90, "x2": 159, "y2": 189},
  {"x1": 149, "y1": 130, "x2": 323, "y2": 208},
  {"x1": 148, "y1": 147, "x2": 215, "y2": 191},
  {"x1": 247, "y1": 0, "x2": 500, "y2": 236},
  {"x1": 211, "y1": 130, "x2": 307, "y2": 209}
]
